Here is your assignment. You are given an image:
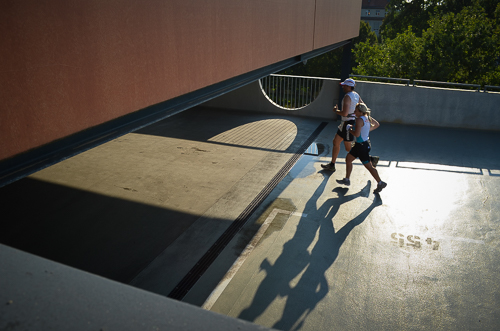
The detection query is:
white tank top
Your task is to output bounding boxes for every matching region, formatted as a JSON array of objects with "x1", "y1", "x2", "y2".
[
  {"x1": 355, "y1": 115, "x2": 371, "y2": 143},
  {"x1": 341, "y1": 91, "x2": 360, "y2": 121}
]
